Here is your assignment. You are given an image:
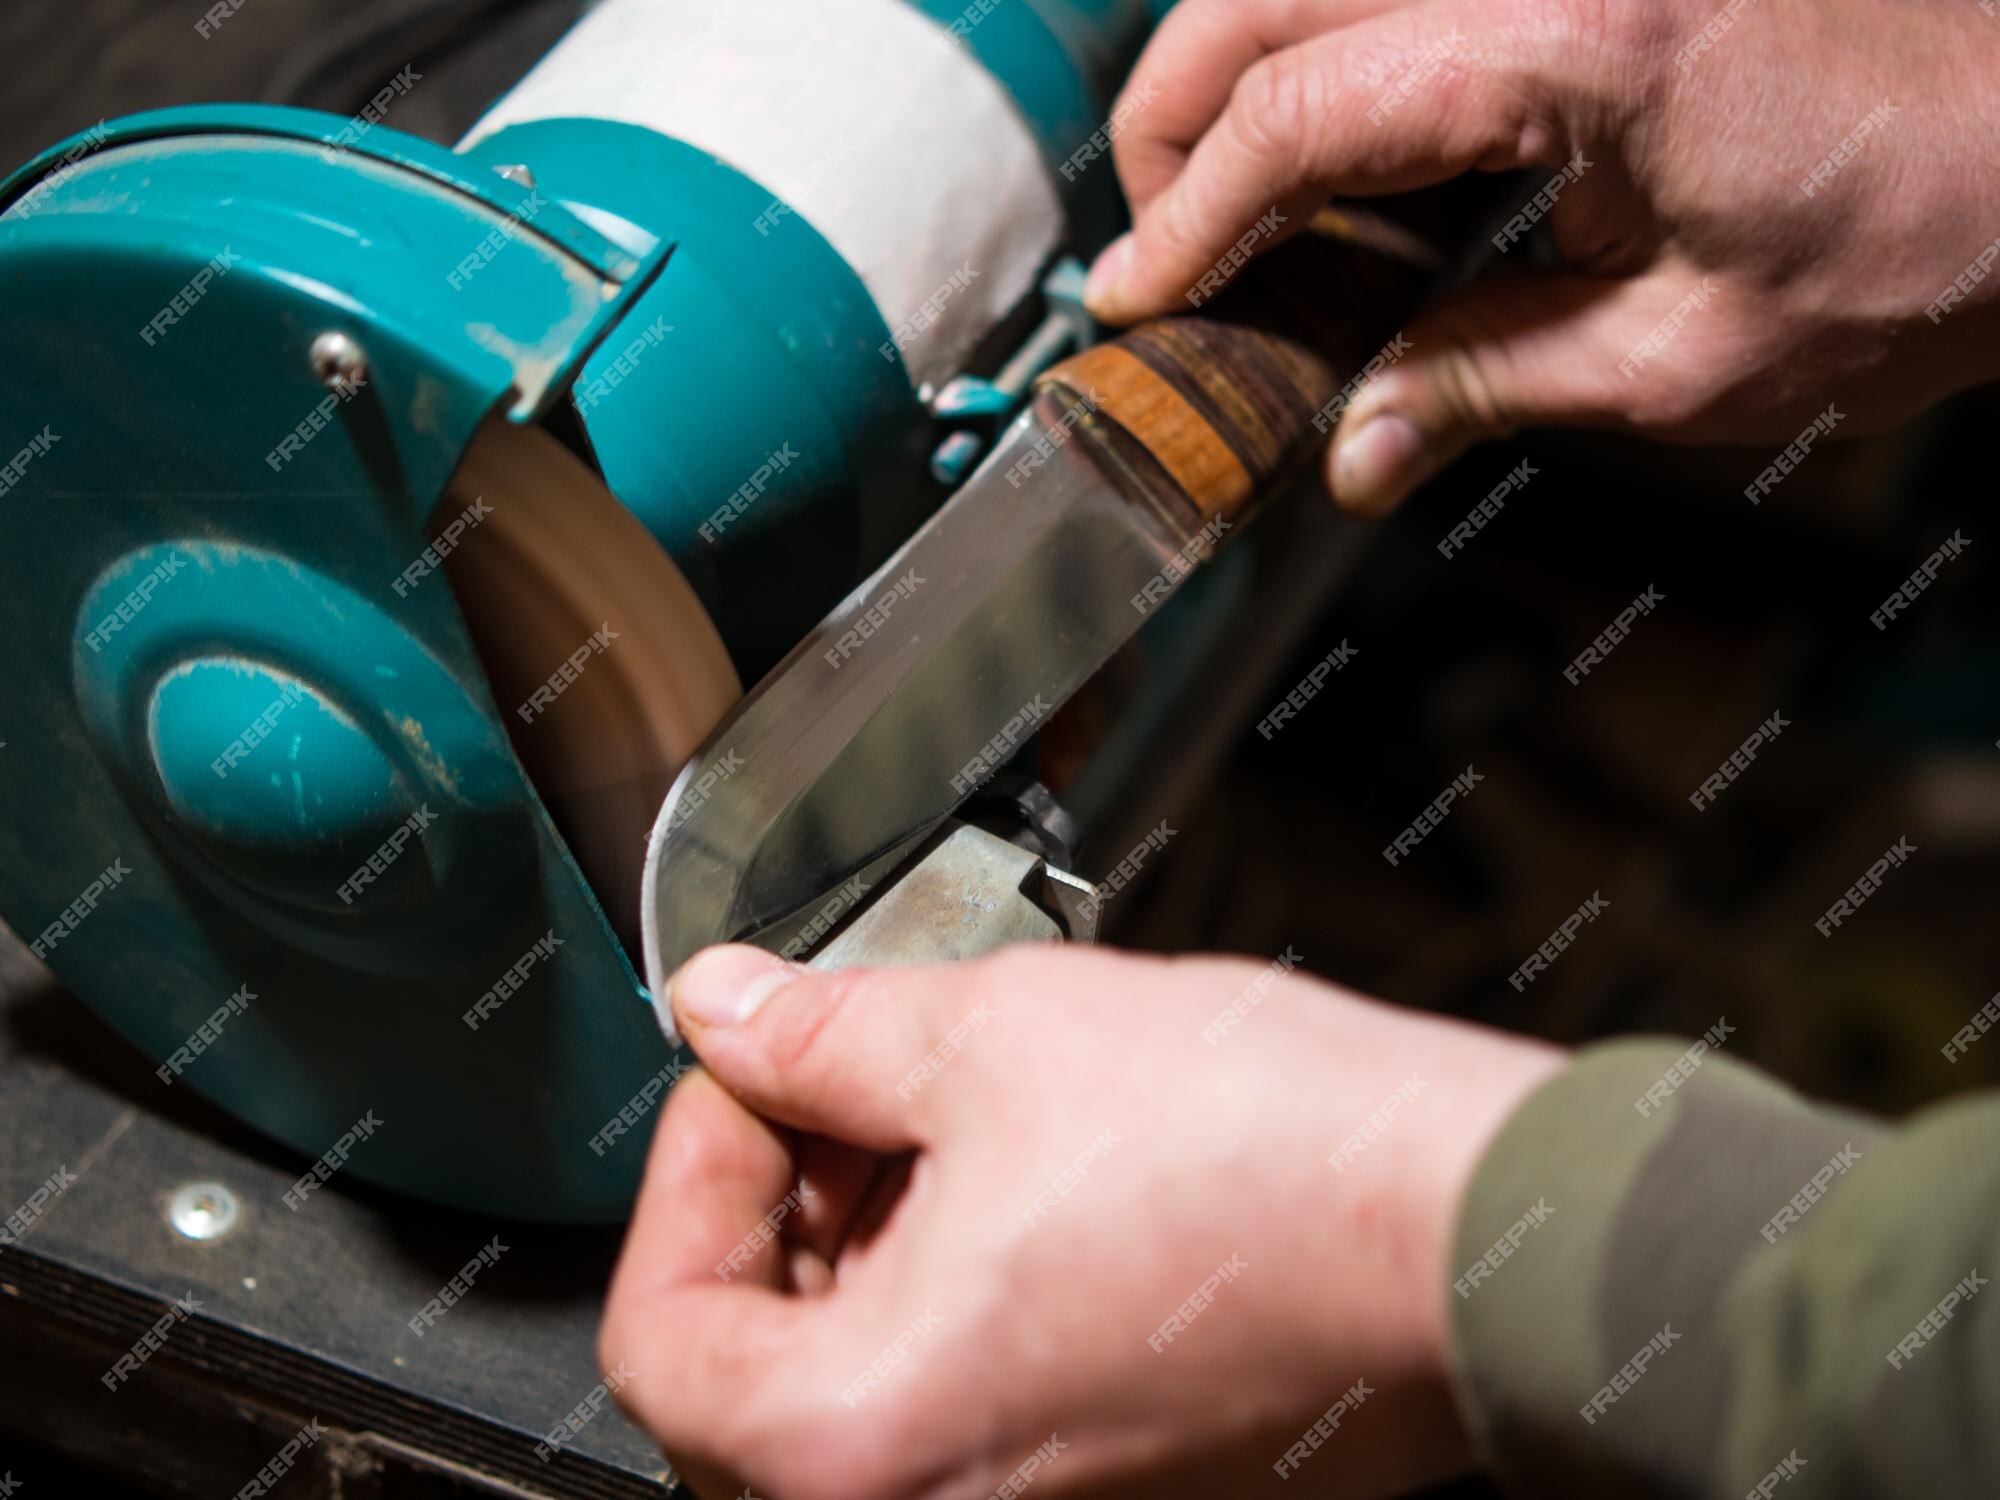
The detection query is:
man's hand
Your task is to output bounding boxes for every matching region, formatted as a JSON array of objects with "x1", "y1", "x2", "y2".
[
  {"x1": 1083, "y1": 0, "x2": 2000, "y2": 514},
  {"x1": 601, "y1": 944, "x2": 1561, "y2": 1499}
]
